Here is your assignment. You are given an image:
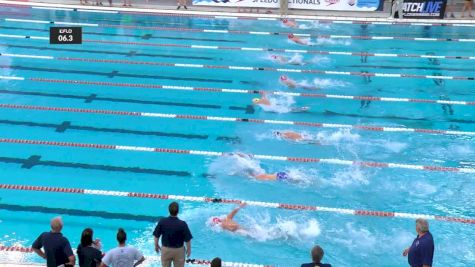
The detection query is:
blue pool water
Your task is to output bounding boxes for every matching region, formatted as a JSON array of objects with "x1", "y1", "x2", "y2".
[{"x1": 0, "y1": 4, "x2": 474, "y2": 266}]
